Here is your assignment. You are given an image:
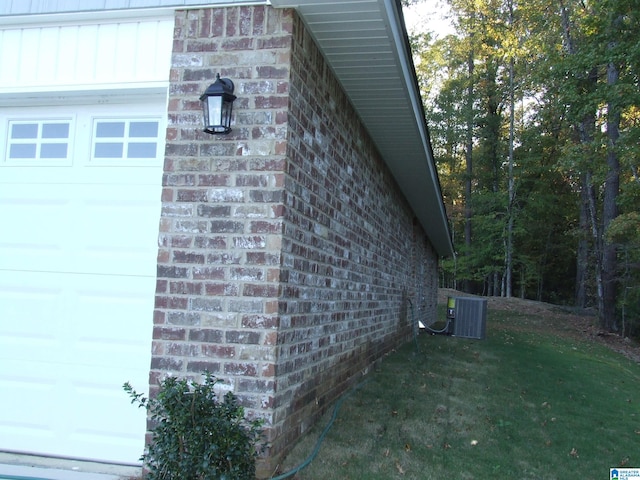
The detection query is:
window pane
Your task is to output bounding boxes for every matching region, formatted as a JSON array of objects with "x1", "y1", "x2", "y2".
[
  {"x1": 42, "y1": 123, "x2": 70, "y2": 139},
  {"x1": 11, "y1": 123, "x2": 38, "y2": 139},
  {"x1": 127, "y1": 142, "x2": 157, "y2": 158},
  {"x1": 129, "y1": 121, "x2": 158, "y2": 138},
  {"x1": 9, "y1": 144, "x2": 37, "y2": 159},
  {"x1": 94, "y1": 142, "x2": 123, "y2": 158},
  {"x1": 41, "y1": 143, "x2": 68, "y2": 158},
  {"x1": 96, "y1": 122, "x2": 125, "y2": 138}
]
